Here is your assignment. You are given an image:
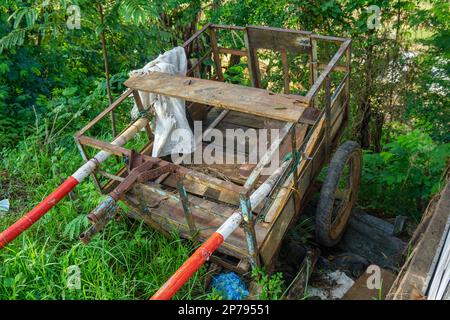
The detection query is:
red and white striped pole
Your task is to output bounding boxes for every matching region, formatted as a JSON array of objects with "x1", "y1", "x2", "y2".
[
  {"x1": 150, "y1": 212, "x2": 242, "y2": 300},
  {"x1": 150, "y1": 161, "x2": 289, "y2": 300},
  {"x1": 0, "y1": 118, "x2": 148, "y2": 250}
]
